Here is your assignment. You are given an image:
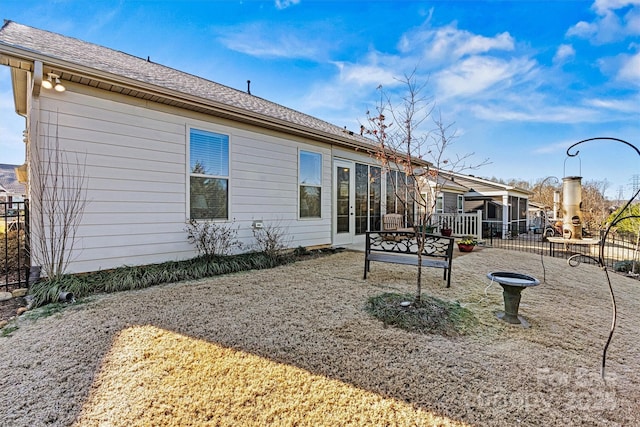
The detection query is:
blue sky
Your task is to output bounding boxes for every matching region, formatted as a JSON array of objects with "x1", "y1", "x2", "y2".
[{"x1": 1, "y1": 0, "x2": 638, "y2": 199}]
